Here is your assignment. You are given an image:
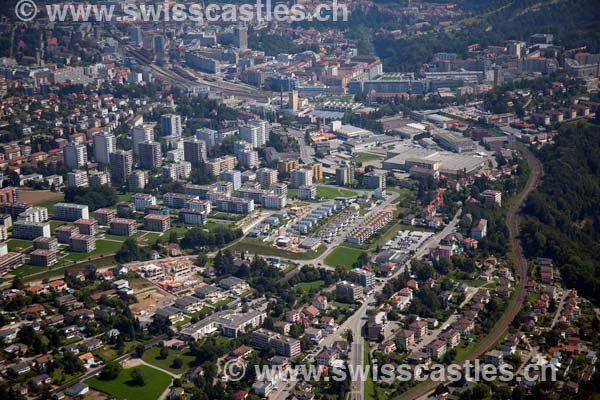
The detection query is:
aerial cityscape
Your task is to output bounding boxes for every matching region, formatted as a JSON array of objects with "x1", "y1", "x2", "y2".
[{"x1": 0, "y1": 1, "x2": 599, "y2": 400}]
